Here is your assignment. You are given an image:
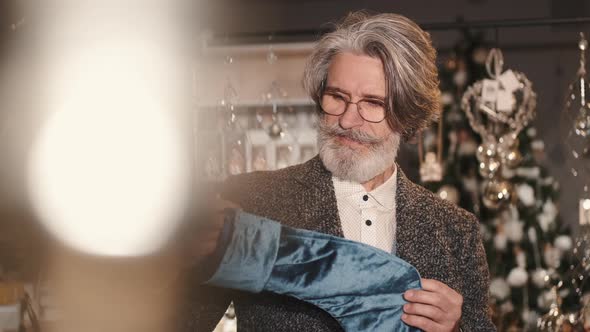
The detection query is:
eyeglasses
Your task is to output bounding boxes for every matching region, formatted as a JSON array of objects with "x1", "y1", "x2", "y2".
[{"x1": 319, "y1": 90, "x2": 387, "y2": 123}]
